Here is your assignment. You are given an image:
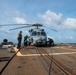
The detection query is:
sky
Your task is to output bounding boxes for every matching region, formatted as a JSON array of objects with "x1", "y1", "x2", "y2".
[{"x1": 0, "y1": 0, "x2": 76, "y2": 43}]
